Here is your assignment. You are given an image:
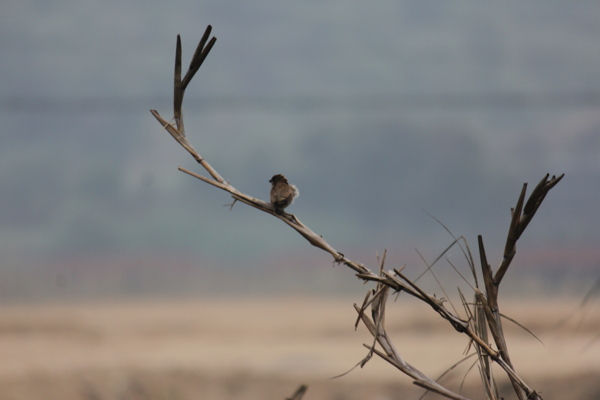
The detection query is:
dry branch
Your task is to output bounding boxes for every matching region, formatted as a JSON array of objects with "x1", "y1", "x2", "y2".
[
  {"x1": 475, "y1": 175, "x2": 562, "y2": 400},
  {"x1": 286, "y1": 384, "x2": 308, "y2": 400},
  {"x1": 150, "y1": 26, "x2": 560, "y2": 400}
]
